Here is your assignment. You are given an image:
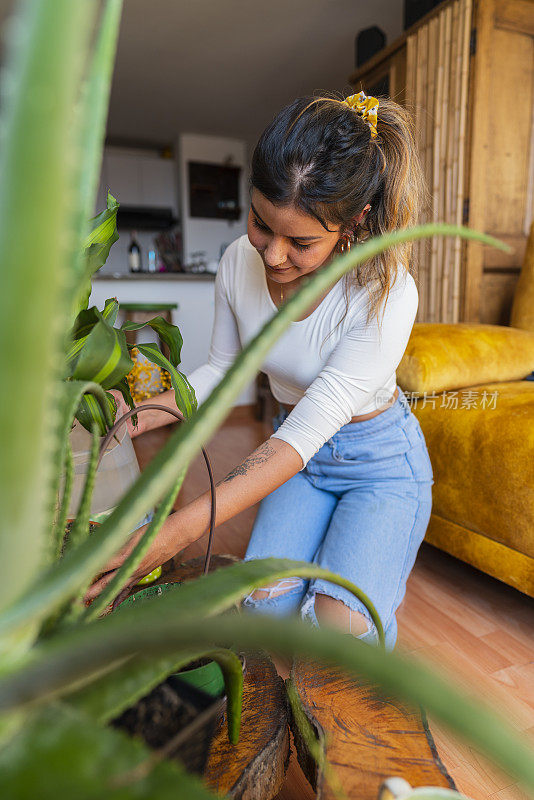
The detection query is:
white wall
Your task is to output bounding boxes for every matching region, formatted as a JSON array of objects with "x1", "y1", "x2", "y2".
[{"x1": 177, "y1": 133, "x2": 249, "y2": 266}]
